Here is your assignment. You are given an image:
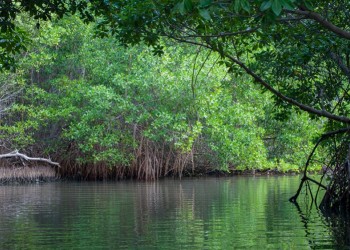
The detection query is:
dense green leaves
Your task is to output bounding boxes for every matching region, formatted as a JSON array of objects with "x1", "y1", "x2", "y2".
[
  {"x1": 0, "y1": 15, "x2": 323, "y2": 177},
  {"x1": 3, "y1": 0, "x2": 346, "y2": 179}
]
